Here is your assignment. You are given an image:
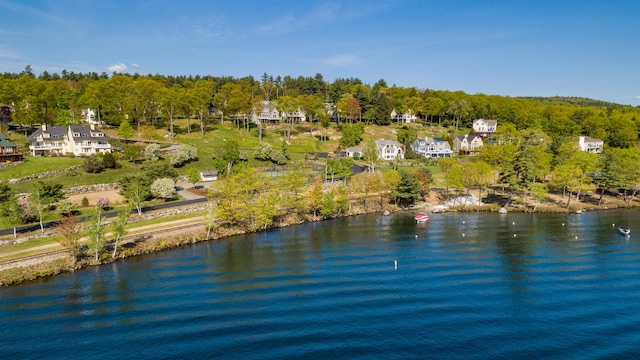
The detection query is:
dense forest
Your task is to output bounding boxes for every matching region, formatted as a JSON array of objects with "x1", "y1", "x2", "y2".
[{"x1": 1, "y1": 66, "x2": 638, "y2": 150}]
